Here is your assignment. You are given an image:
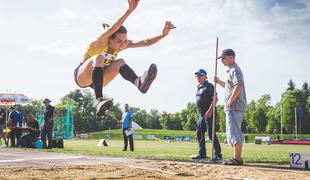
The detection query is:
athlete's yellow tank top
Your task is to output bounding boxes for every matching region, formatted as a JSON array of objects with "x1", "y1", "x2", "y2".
[{"x1": 87, "y1": 45, "x2": 118, "y2": 63}]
